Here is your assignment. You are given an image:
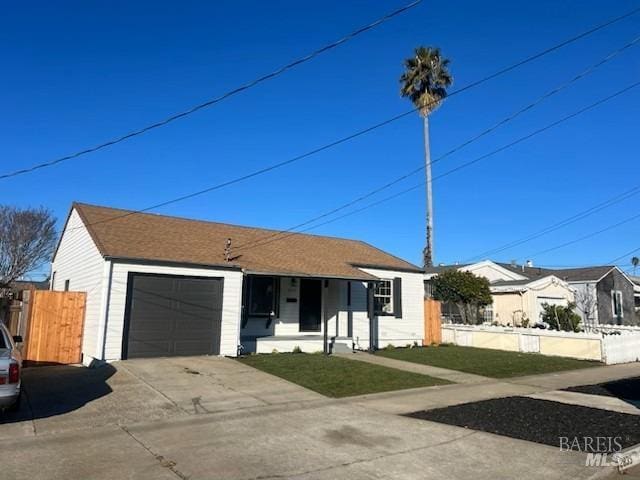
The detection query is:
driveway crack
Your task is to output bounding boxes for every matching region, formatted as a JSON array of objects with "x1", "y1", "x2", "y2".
[
  {"x1": 21, "y1": 385, "x2": 37, "y2": 436},
  {"x1": 120, "y1": 425, "x2": 190, "y2": 480},
  {"x1": 118, "y1": 363, "x2": 191, "y2": 415}
]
